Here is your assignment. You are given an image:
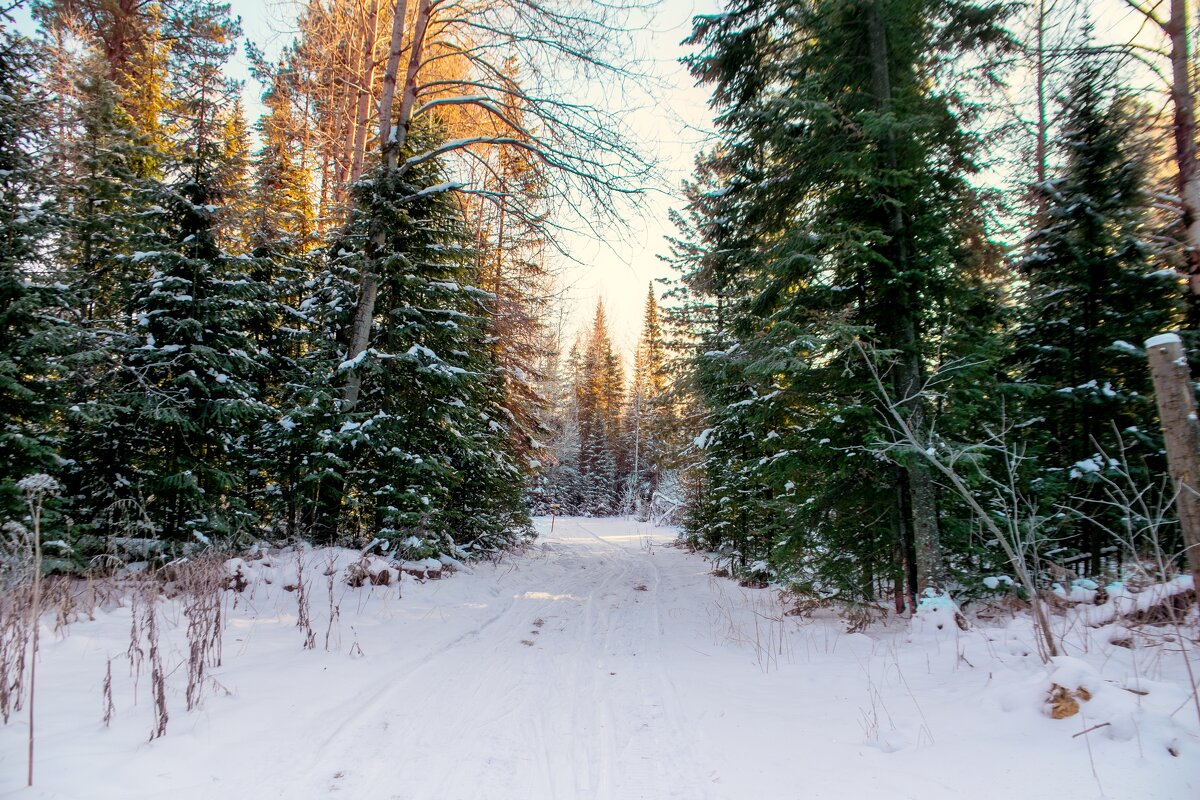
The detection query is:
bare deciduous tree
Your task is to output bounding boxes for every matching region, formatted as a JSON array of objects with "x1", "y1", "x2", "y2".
[{"x1": 340, "y1": 0, "x2": 653, "y2": 410}]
